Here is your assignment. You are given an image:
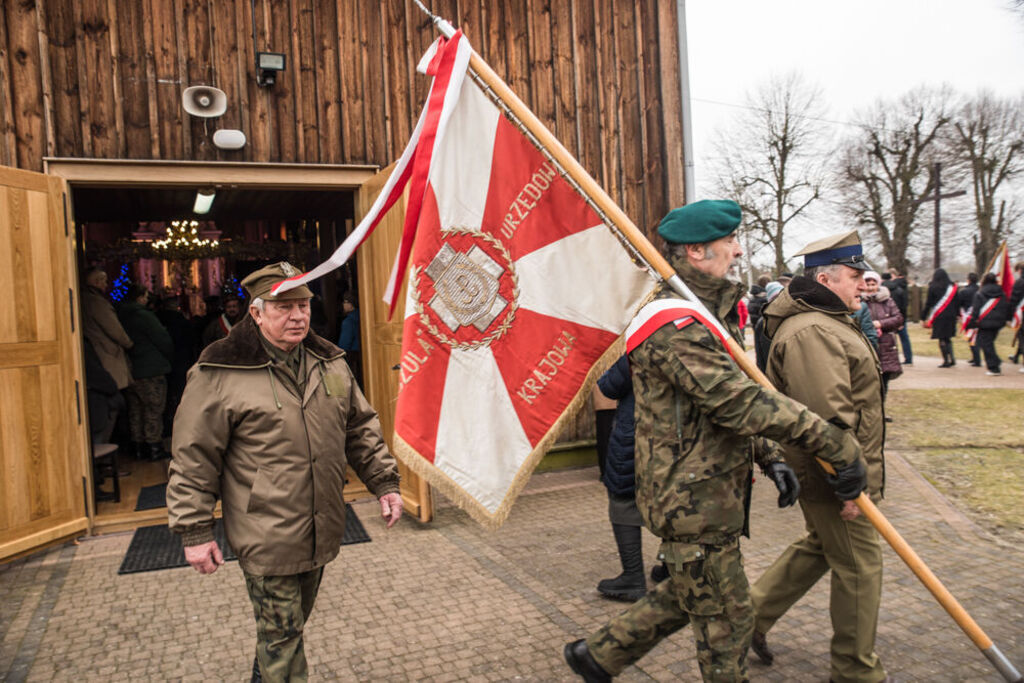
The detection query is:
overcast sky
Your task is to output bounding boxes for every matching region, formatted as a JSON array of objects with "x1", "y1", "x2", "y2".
[{"x1": 684, "y1": 0, "x2": 1024, "y2": 269}]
